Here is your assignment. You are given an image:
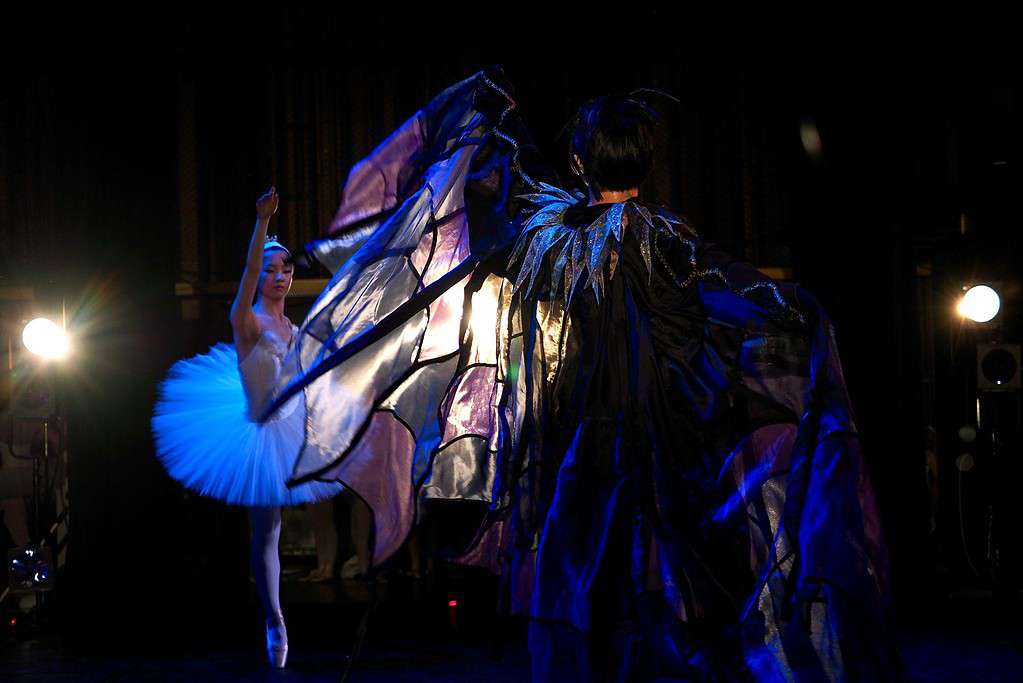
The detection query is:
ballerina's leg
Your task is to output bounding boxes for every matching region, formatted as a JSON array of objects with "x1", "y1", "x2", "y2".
[{"x1": 249, "y1": 506, "x2": 284, "y2": 622}]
